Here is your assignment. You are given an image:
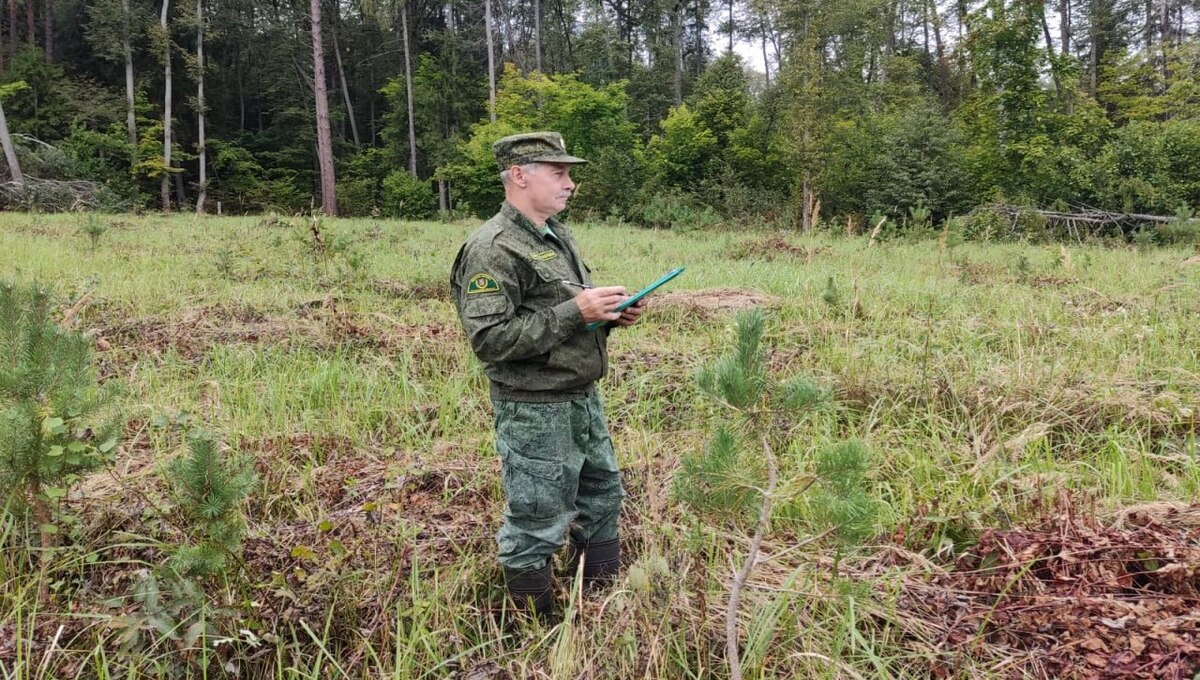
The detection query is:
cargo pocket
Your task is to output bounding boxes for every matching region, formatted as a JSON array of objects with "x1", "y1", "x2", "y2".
[{"x1": 498, "y1": 439, "x2": 564, "y2": 519}]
